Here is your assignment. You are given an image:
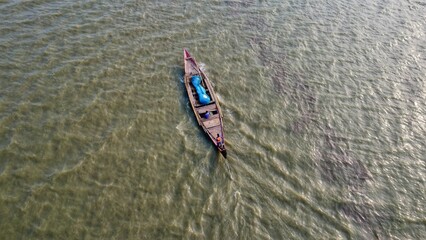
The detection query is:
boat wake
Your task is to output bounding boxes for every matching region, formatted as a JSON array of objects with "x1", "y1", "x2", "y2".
[
  {"x1": 198, "y1": 63, "x2": 206, "y2": 72},
  {"x1": 222, "y1": 158, "x2": 234, "y2": 181},
  {"x1": 178, "y1": 73, "x2": 184, "y2": 83}
]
